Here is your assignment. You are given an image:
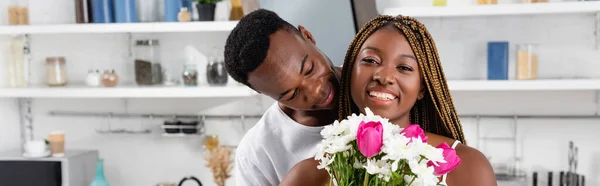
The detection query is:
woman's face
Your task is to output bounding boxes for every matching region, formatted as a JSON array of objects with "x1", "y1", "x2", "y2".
[{"x1": 350, "y1": 26, "x2": 425, "y2": 126}]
